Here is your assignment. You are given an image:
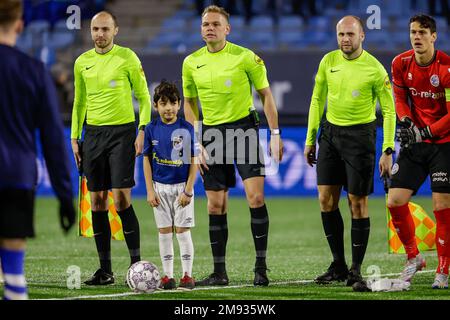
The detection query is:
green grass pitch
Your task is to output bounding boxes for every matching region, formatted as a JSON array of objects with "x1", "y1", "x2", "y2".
[{"x1": 2, "y1": 196, "x2": 449, "y2": 300}]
